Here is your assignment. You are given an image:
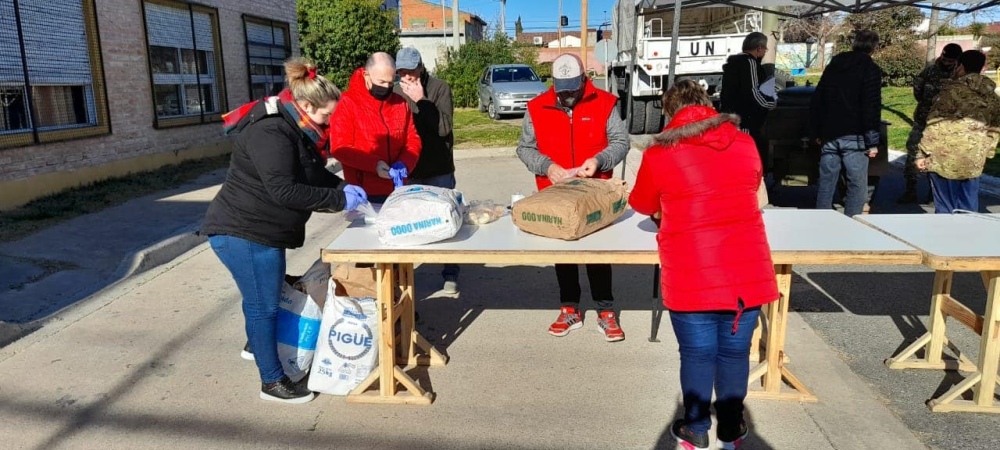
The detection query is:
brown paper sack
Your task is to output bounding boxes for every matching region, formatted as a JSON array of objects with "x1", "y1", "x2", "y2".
[
  {"x1": 757, "y1": 177, "x2": 769, "y2": 209},
  {"x1": 512, "y1": 178, "x2": 629, "y2": 240},
  {"x1": 331, "y1": 263, "x2": 378, "y2": 299}
]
